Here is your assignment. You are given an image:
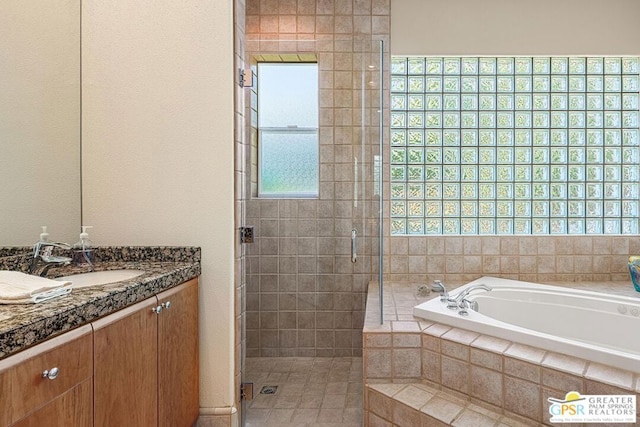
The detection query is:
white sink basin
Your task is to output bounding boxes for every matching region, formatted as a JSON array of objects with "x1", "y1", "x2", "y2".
[{"x1": 55, "y1": 269, "x2": 145, "y2": 288}]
